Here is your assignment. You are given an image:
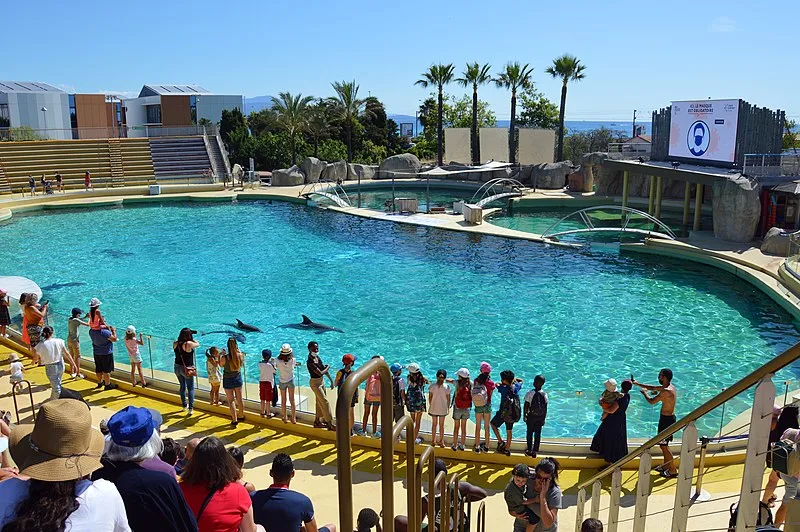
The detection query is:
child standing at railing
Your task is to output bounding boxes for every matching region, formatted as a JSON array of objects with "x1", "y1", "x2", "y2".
[
  {"x1": 335, "y1": 353, "x2": 358, "y2": 434},
  {"x1": 67, "y1": 307, "x2": 88, "y2": 379},
  {"x1": 124, "y1": 325, "x2": 146, "y2": 387},
  {"x1": 405, "y1": 363, "x2": 429, "y2": 444},
  {"x1": 258, "y1": 349, "x2": 275, "y2": 418},
  {"x1": 206, "y1": 347, "x2": 223, "y2": 406},
  {"x1": 360, "y1": 356, "x2": 383, "y2": 438},
  {"x1": 88, "y1": 298, "x2": 107, "y2": 330}
]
